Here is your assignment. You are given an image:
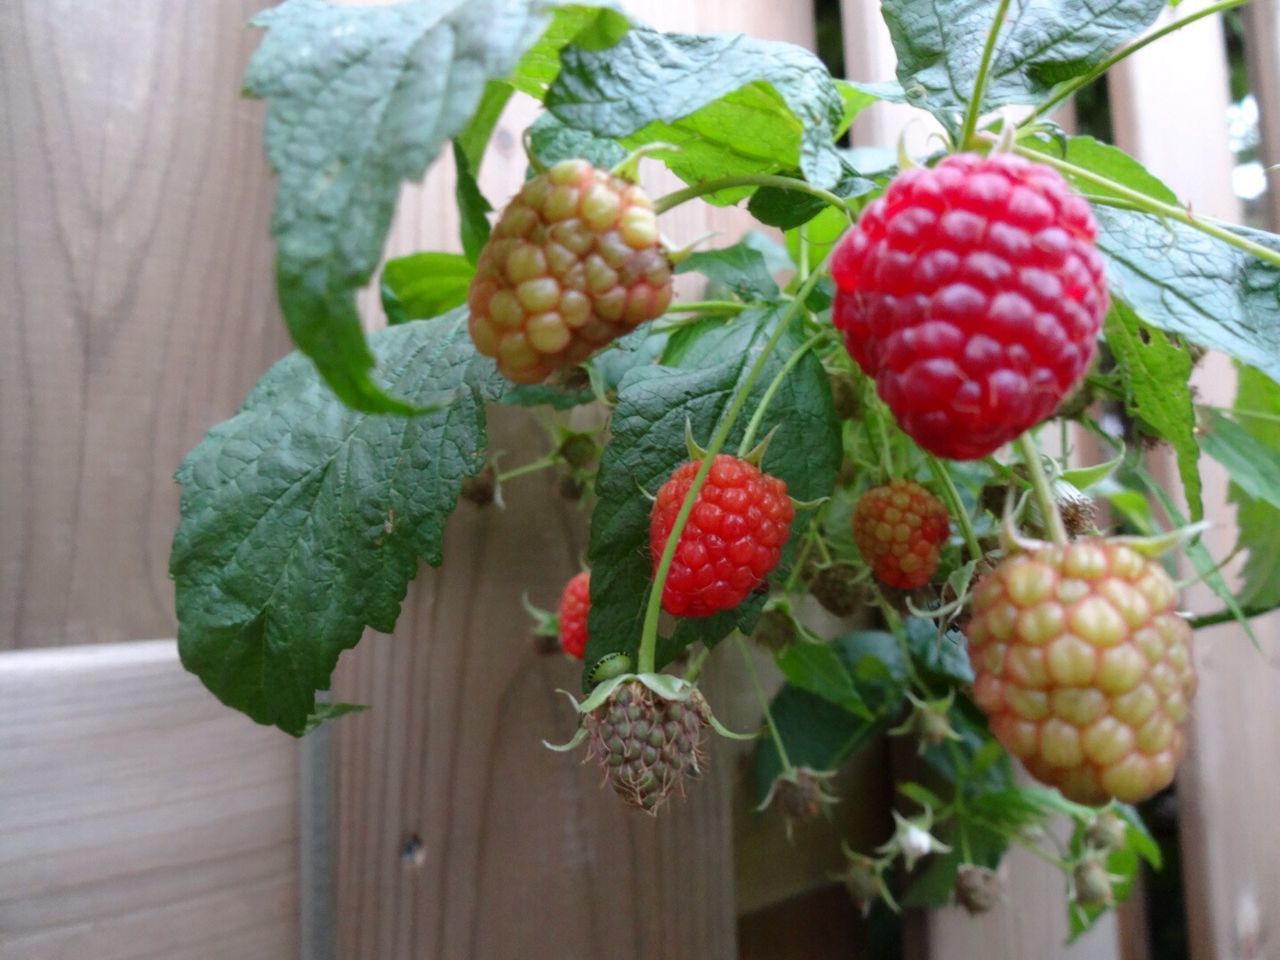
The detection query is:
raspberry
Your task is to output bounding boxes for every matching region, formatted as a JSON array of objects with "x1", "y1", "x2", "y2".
[
  {"x1": 584, "y1": 678, "x2": 707, "y2": 814},
  {"x1": 851, "y1": 480, "x2": 949, "y2": 589},
  {"x1": 966, "y1": 539, "x2": 1197, "y2": 805},
  {"x1": 557, "y1": 571, "x2": 590, "y2": 660},
  {"x1": 467, "y1": 158, "x2": 673, "y2": 383},
  {"x1": 650, "y1": 455, "x2": 794, "y2": 617},
  {"x1": 831, "y1": 153, "x2": 1107, "y2": 460},
  {"x1": 807, "y1": 561, "x2": 864, "y2": 617}
]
